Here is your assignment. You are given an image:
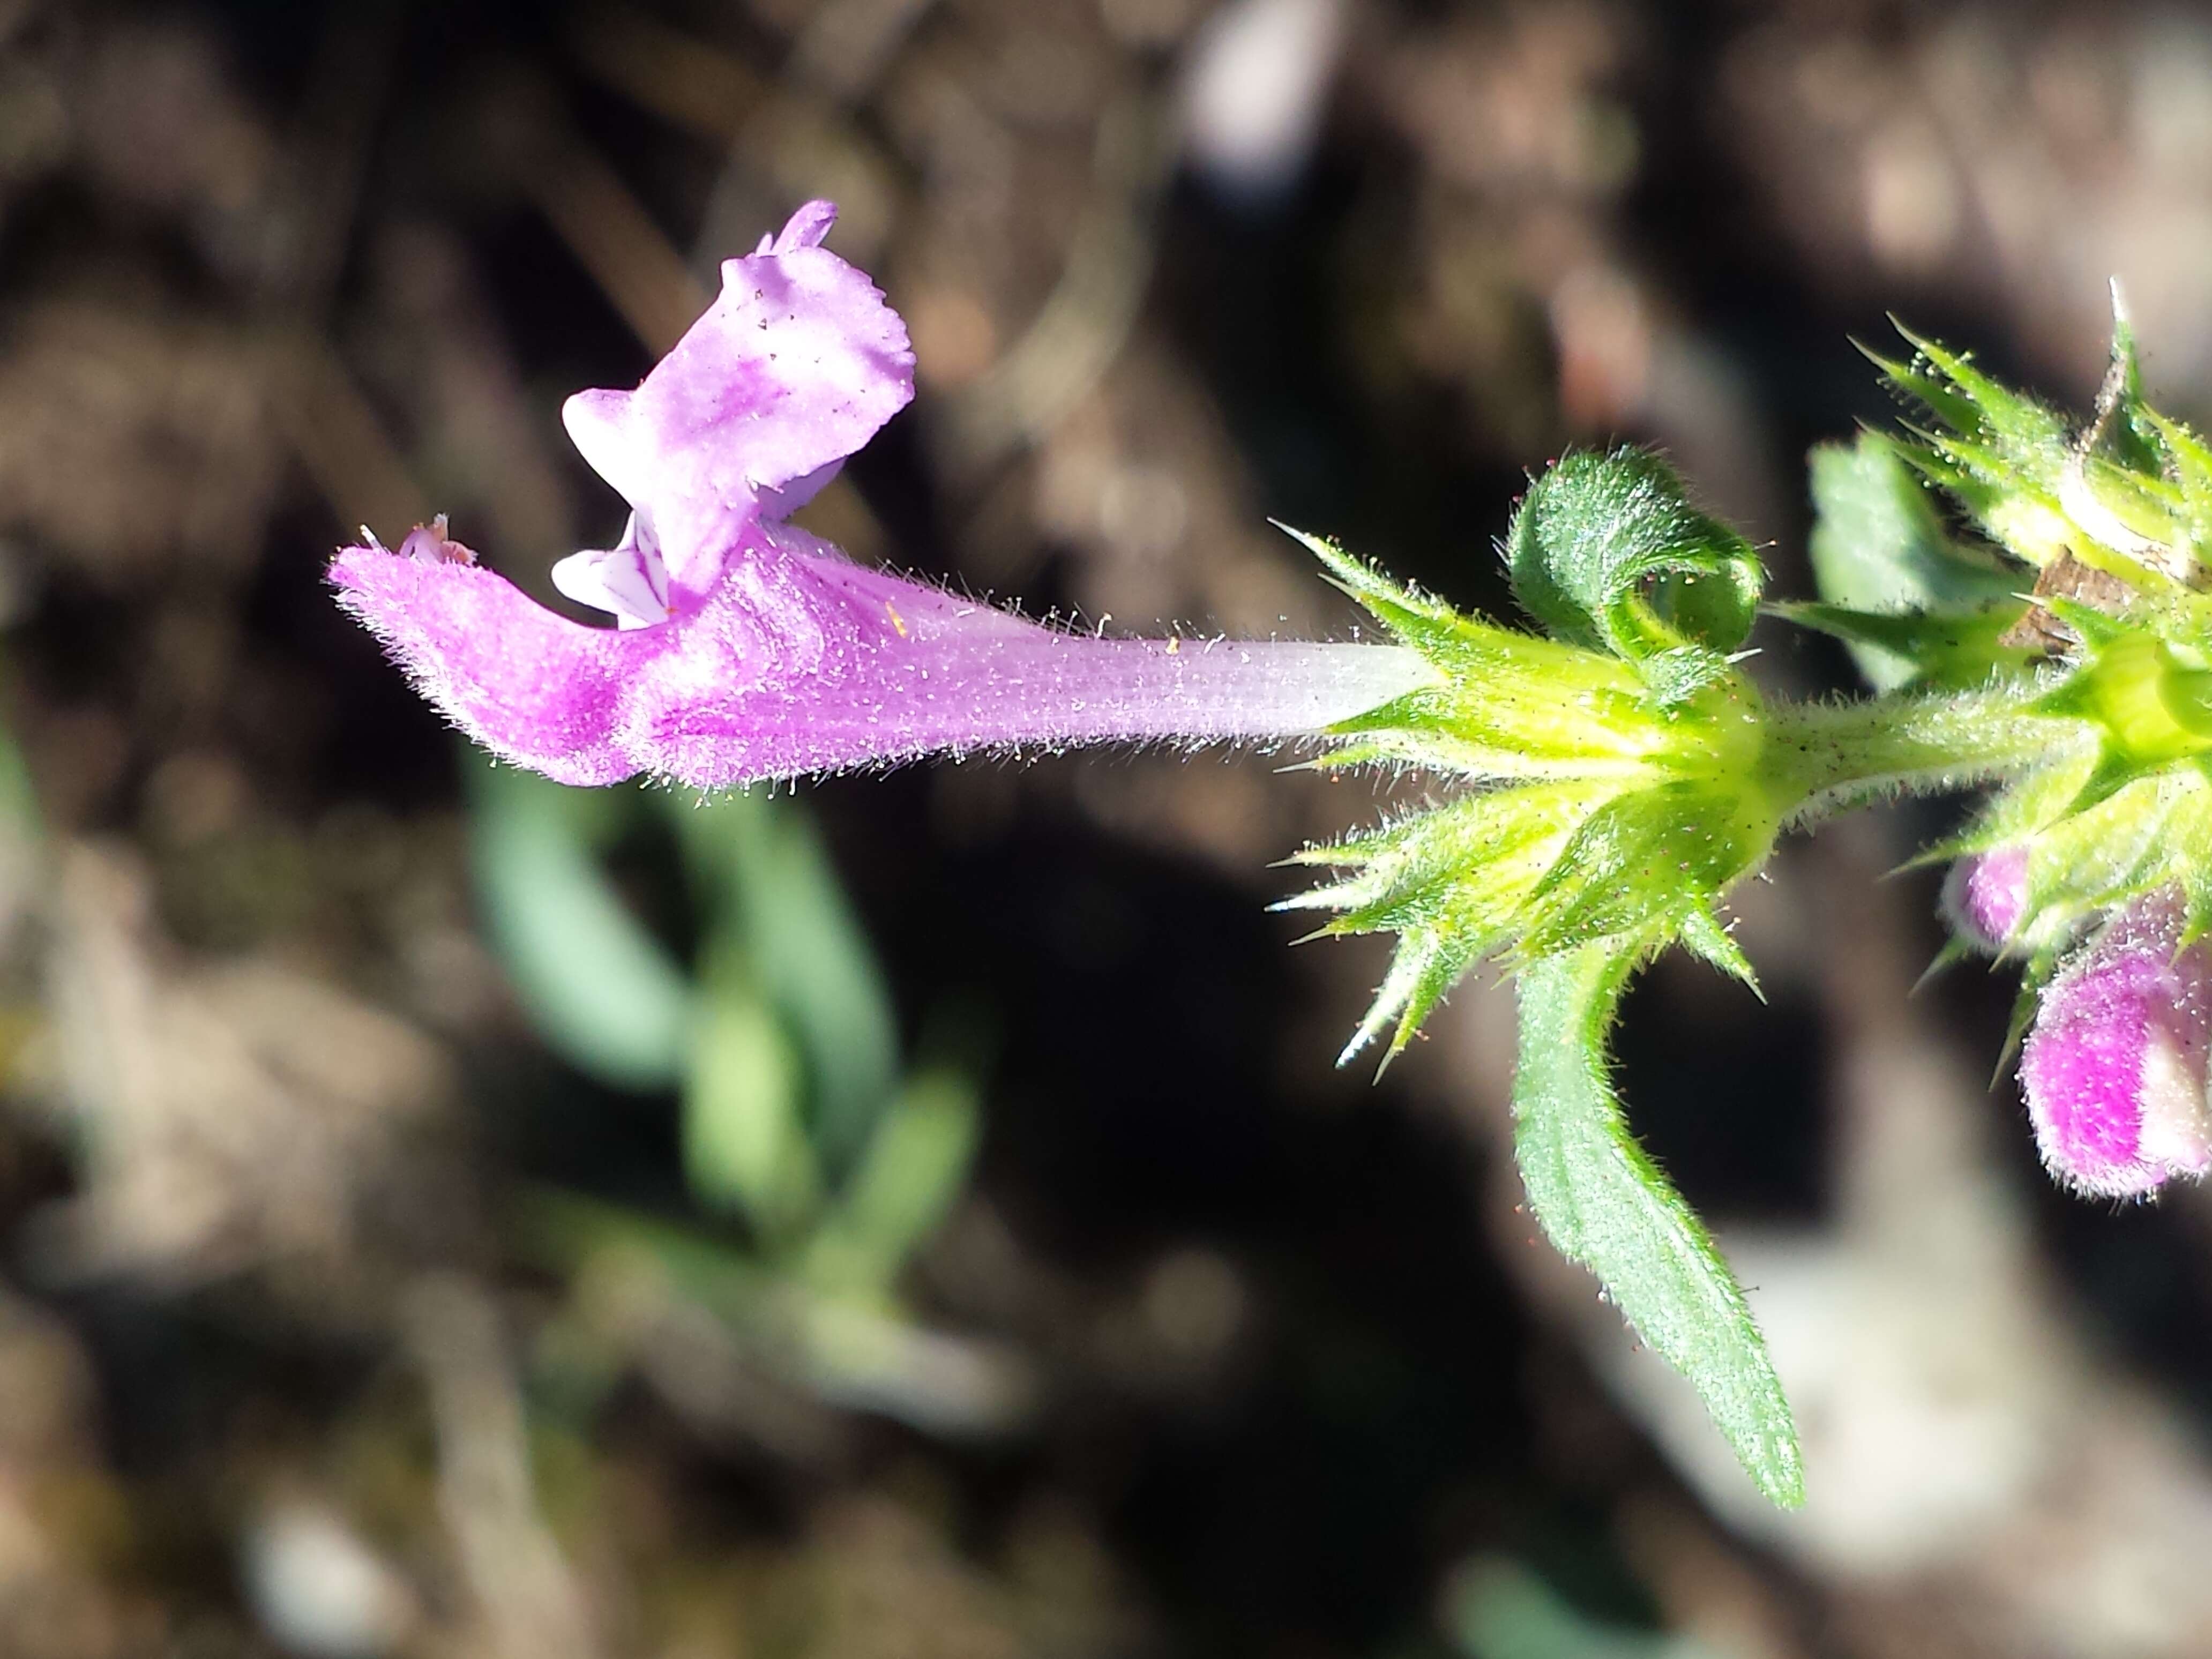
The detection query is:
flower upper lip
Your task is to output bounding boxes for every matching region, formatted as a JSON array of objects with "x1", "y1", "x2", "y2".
[{"x1": 548, "y1": 199, "x2": 915, "y2": 621}]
